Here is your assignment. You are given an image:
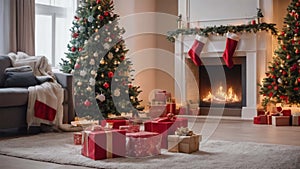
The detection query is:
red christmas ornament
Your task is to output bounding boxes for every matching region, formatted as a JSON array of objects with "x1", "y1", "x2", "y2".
[
  {"x1": 296, "y1": 22, "x2": 299, "y2": 26},
  {"x1": 297, "y1": 77, "x2": 300, "y2": 83},
  {"x1": 291, "y1": 64, "x2": 298, "y2": 71},
  {"x1": 251, "y1": 20, "x2": 256, "y2": 25},
  {"x1": 128, "y1": 84, "x2": 132, "y2": 88},
  {"x1": 96, "y1": 0, "x2": 101, "y2": 4},
  {"x1": 281, "y1": 31, "x2": 285, "y2": 36},
  {"x1": 84, "y1": 100, "x2": 91, "y2": 107},
  {"x1": 272, "y1": 75, "x2": 277, "y2": 79},
  {"x1": 98, "y1": 15, "x2": 104, "y2": 20},
  {"x1": 268, "y1": 85, "x2": 272, "y2": 89},
  {"x1": 74, "y1": 63, "x2": 80, "y2": 69},
  {"x1": 269, "y1": 92, "x2": 273, "y2": 97},
  {"x1": 104, "y1": 11, "x2": 109, "y2": 16},
  {"x1": 282, "y1": 70, "x2": 287, "y2": 75},
  {"x1": 120, "y1": 56, "x2": 125, "y2": 61},
  {"x1": 272, "y1": 82, "x2": 276, "y2": 85},
  {"x1": 292, "y1": 40, "x2": 295, "y2": 44},
  {"x1": 103, "y1": 82, "x2": 110, "y2": 89},
  {"x1": 282, "y1": 45, "x2": 286, "y2": 51},
  {"x1": 71, "y1": 47, "x2": 76, "y2": 52},
  {"x1": 78, "y1": 47, "x2": 83, "y2": 52},
  {"x1": 296, "y1": 49, "x2": 300, "y2": 54},
  {"x1": 295, "y1": 28, "x2": 299, "y2": 34},
  {"x1": 274, "y1": 86, "x2": 278, "y2": 90},
  {"x1": 108, "y1": 71, "x2": 114, "y2": 78},
  {"x1": 297, "y1": 2, "x2": 300, "y2": 7},
  {"x1": 294, "y1": 87, "x2": 299, "y2": 91},
  {"x1": 72, "y1": 32, "x2": 79, "y2": 38},
  {"x1": 287, "y1": 54, "x2": 291, "y2": 60}
]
